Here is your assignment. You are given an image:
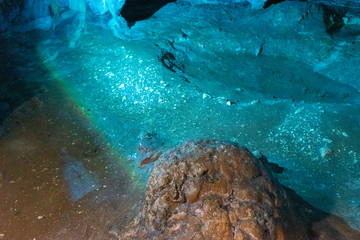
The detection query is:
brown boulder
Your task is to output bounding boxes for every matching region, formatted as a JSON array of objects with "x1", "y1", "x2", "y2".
[{"x1": 120, "y1": 140, "x2": 360, "y2": 240}]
